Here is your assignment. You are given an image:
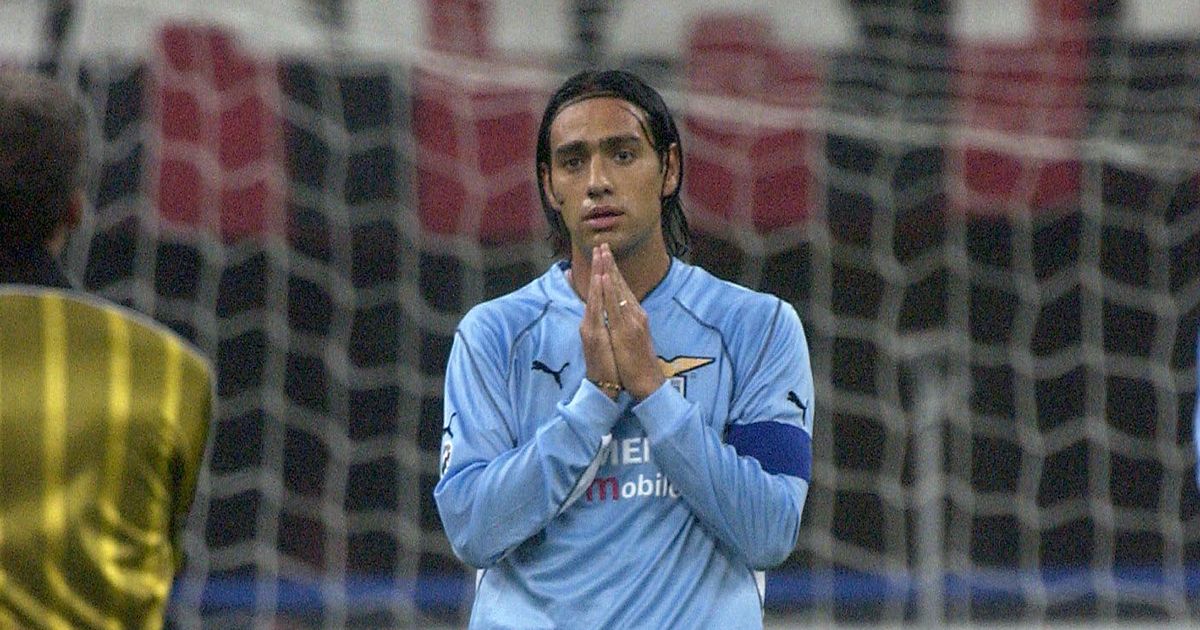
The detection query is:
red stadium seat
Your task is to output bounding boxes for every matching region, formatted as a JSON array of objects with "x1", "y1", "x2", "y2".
[
  {"x1": 415, "y1": 1, "x2": 545, "y2": 243},
  {"x1": 153, "y1": 23, "x2": 284, "y2": 242},
  {"x1": 948, "y1": 0, "x2": 1089, "y2": 214},
  {"x1": 686, "y1": 14, "x2": 773, "y2": 97},
  {"x1": 427, "y1": 0, "x2": 491, "y2": 57},
  {"x1": 413, "y1": 69, "x2": 541, "y2": 243},
  {"x1": 684, "y1": 13, "x2": 823, "y2": 234}
]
